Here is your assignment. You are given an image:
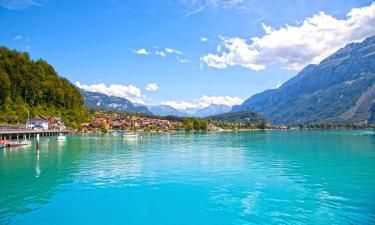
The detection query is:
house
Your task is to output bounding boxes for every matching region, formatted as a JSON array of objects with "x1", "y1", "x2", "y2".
[
  {"x1": 39, "y1": 116, "x2": 65, "y2": 130},
  {"x1": 26, "y1": 117, "x2": 49, "y2": 130},
  {"x1": 112, "y1": 121, "x2": 123, "y2": 129}
]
